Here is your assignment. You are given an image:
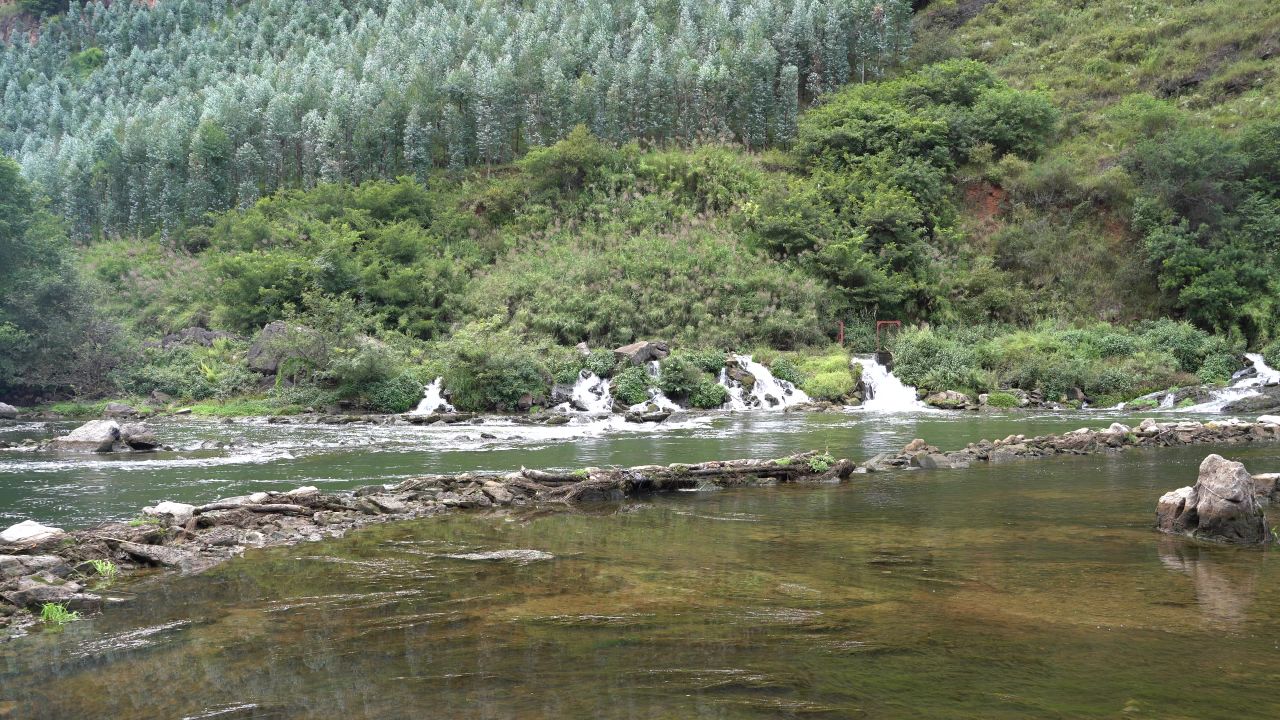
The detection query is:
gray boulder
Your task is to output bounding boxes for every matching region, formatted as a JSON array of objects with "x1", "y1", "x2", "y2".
[
  {"x1": 1156, "y1": 454, "x2": 1271, "y2": 545},
  {"x1": 0, "y1": 402, "x2": 17, "y2": 419},
  {"x1": 924, "y1": 390, "x2": 971, "y2": 410},
  {"x1": 1, "y1": 574, "x2": 101, "y2": 612},
  {"x1": 1222, "y1": 387, "x2": 1280, "y2": 414},
  {"x1": 0, "y1": 520, "x2": 64, "y2": 544},
  {"x1": 120, "y1": 422, "x2": 160, "y2": 450},
  {"x1": 613, "y1": 340, "x2": 670, "y2": 365},
  {"x1": 104, "y1": 402, "x2": 137, "y2": 418},
  {"x1": 50, "y1": 419, "x2": 122, "y2": 452}
]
